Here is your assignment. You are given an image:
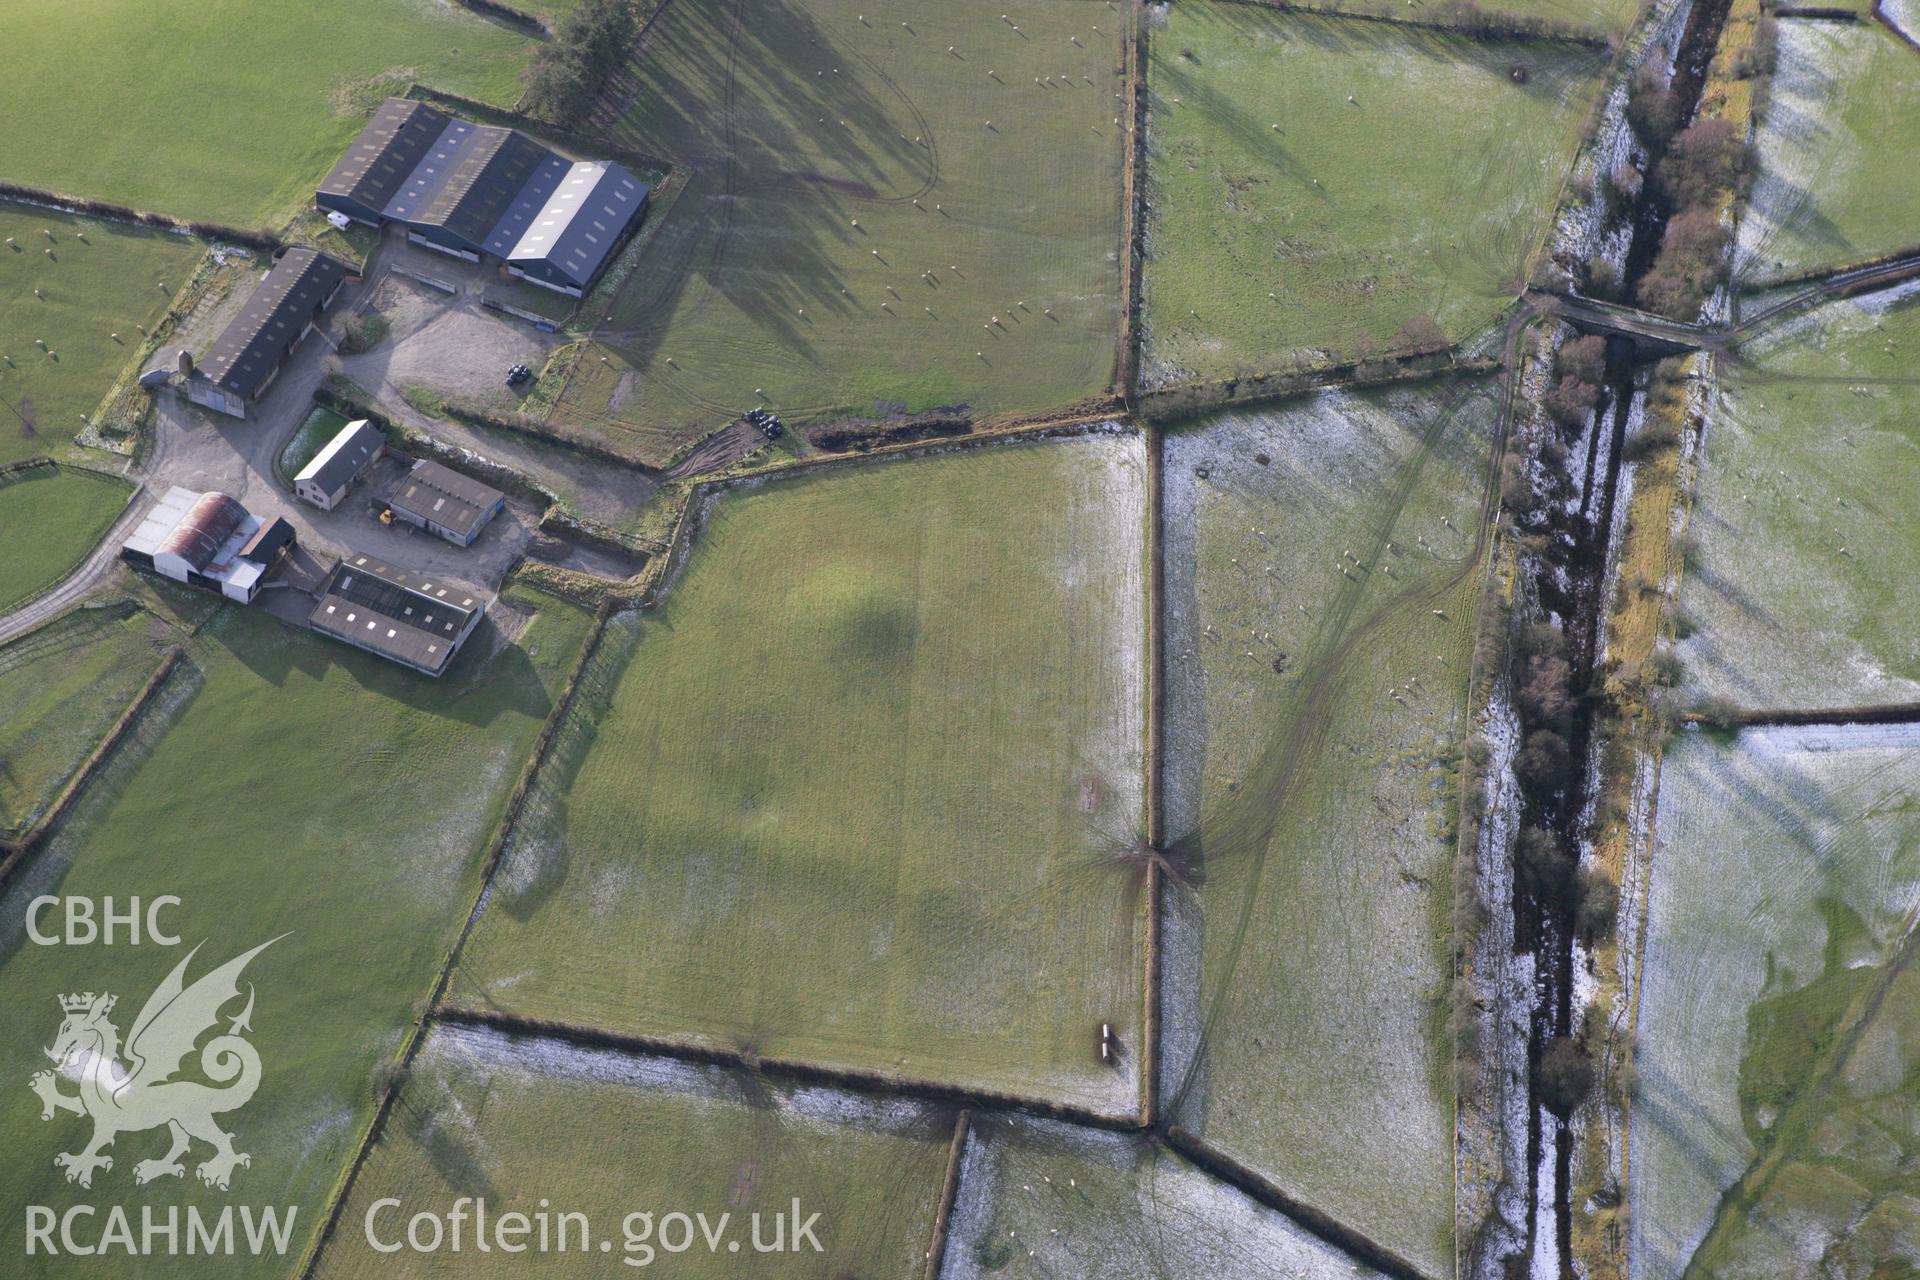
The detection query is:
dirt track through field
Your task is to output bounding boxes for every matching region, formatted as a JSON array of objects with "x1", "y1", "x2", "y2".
[{"x1": 1164, "y1": 369, "x2": 1509, "y2": 1116}]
